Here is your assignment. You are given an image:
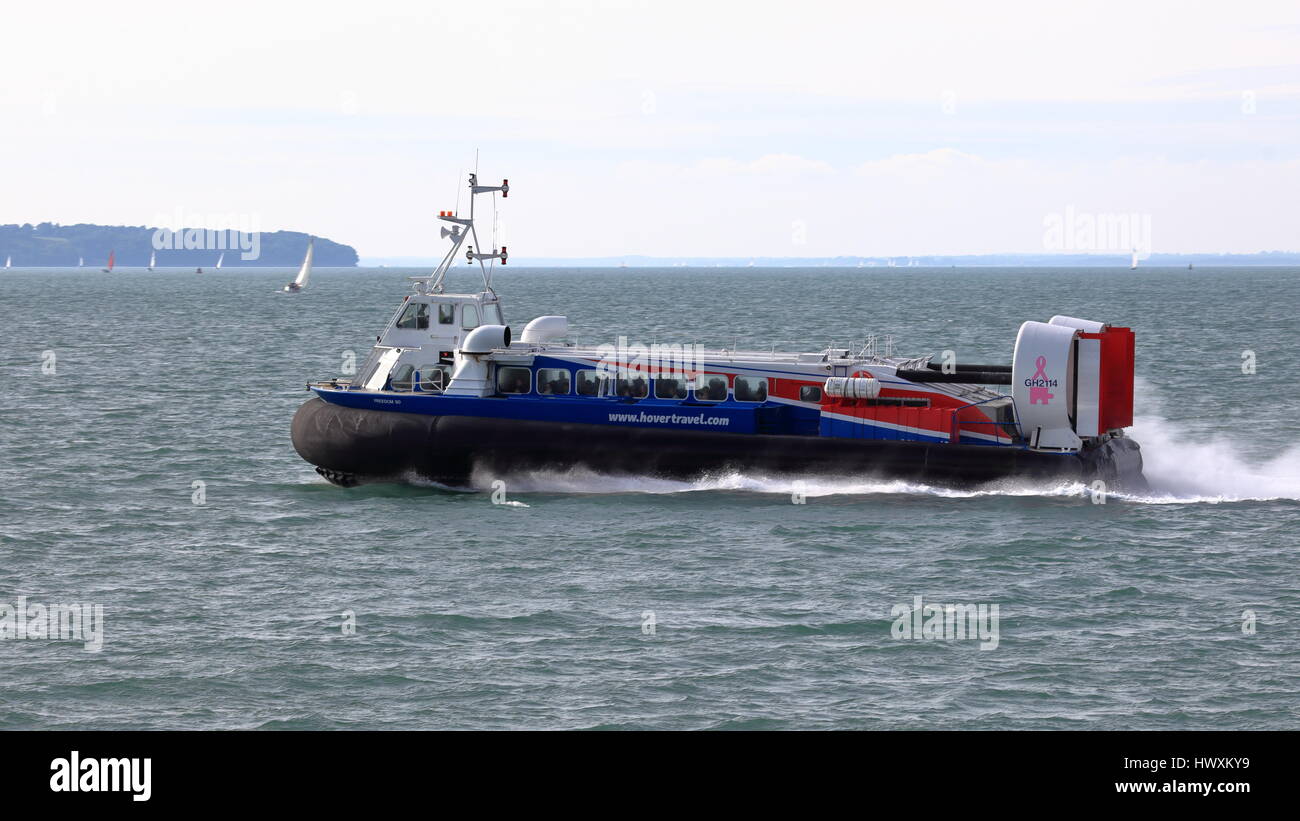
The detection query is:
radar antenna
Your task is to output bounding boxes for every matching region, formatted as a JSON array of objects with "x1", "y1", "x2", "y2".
[{"x1": 412, "y1": 169, "x2": 510, "y2": 295}]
